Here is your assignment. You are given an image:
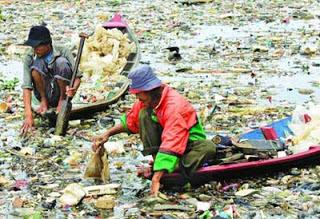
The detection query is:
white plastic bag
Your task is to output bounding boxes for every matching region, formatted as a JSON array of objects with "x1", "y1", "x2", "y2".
[{"x1": 289, "y1": 104, "x2": 320, "y2": 152}]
